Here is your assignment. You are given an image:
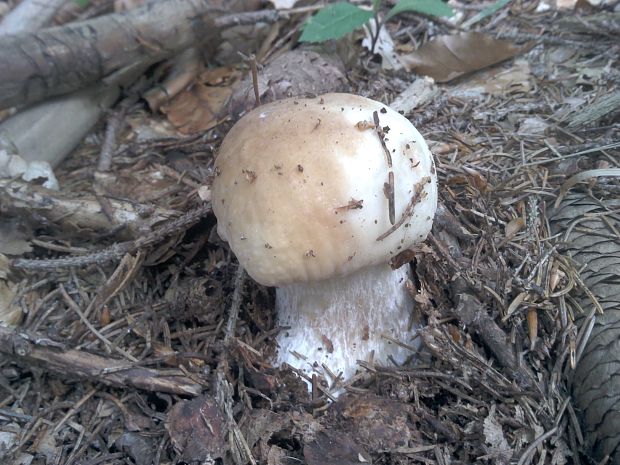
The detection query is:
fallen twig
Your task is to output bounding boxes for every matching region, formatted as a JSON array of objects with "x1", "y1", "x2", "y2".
[
  {"x1": 0, "y1": 178, "x2": 178, "y2": 240},
  {"x1": 11, "y1": 203, "x2": 211, "y2": 270},
  {"x1": 0, "y1": 326, "x2": 203, "y2": 396},
  {"x1": 0, "y1": 0, "x2": 220, "y2": 109},
  {"x1": 454, "y1": 289, "x2": 536, "y2": 391}
]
